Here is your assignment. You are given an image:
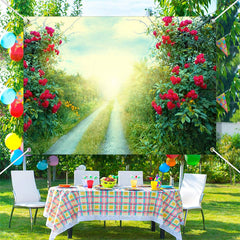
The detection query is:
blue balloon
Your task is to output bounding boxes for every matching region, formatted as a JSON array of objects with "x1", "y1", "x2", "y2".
[
  {"x1": 37, "y1": 160, "x2": 48, "y2": 170},
  {"x1": 0, "y1": 32, "x2": 16, "y2": 49},
  {"x1": 159, "y1": 163, "x2": 170, "y2": 173},
  {"x1": 0, "y1": 88, "x2": 16, "y2": 105},
  {"x1": 10, "y1": 149, "x2": 24, "y2": 166}
]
